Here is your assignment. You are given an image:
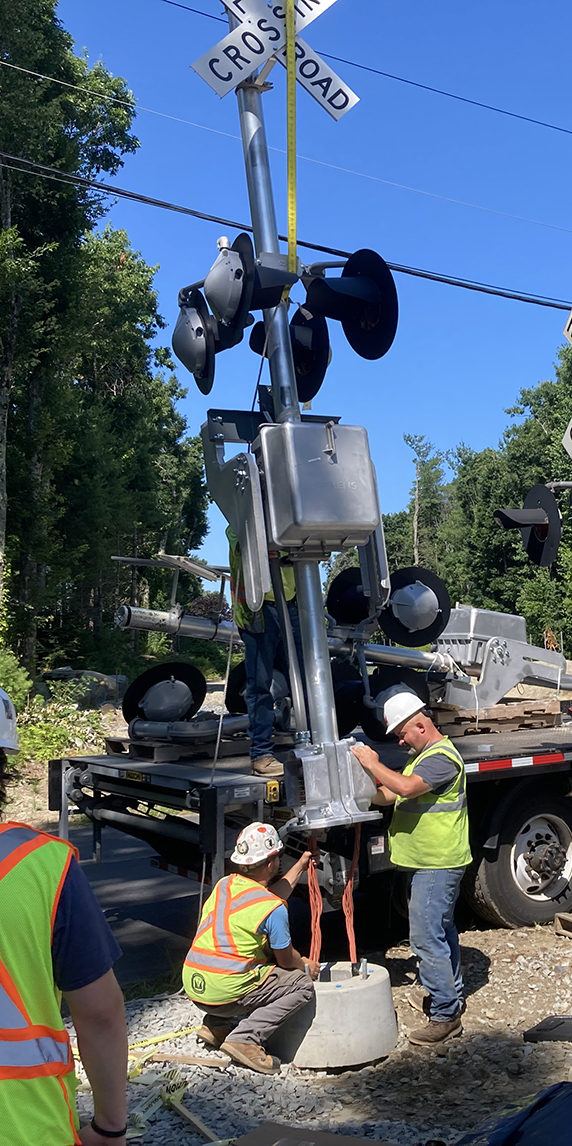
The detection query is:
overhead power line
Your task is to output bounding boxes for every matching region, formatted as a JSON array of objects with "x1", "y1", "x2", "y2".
[
  {"x1": 1, "y1": 150, "x2": 570, "y2": 312},
  {"x1": 2, "y1": 60, "x2": 571, "y2": 237},
  {"x1": 156, "y1": 0, "x2": 572, "y2": 139}
]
